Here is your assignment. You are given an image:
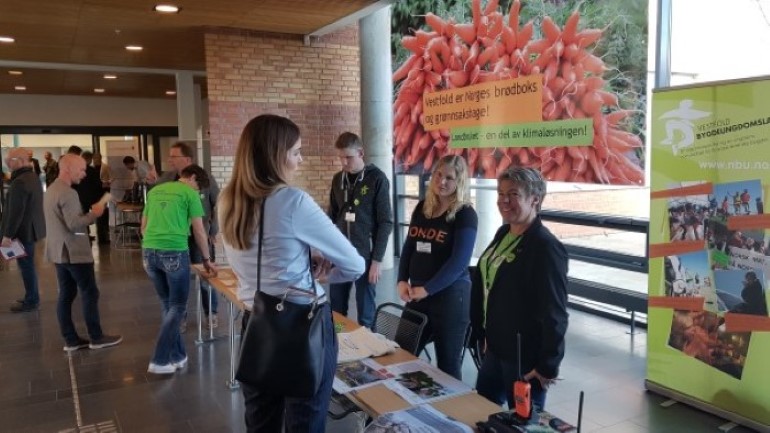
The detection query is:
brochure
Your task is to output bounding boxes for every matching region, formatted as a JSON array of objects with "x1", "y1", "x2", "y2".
[
  {"x1": 0, "y1": 239, "x2": 26, "y2": 260},
  {"x1": 382, "y1": 360, "x2": 473, "y2": 405},
  {"x1": 333, "y1": 359, "x2": 394, "y2": 394},
  {"x1": 364, "y1": 404, "x2": 473, "y2": 433},
  {"x1": 337, "y1": 326, "x2": 398, "y2": 363}
]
